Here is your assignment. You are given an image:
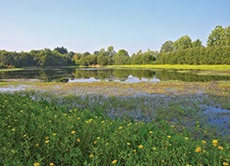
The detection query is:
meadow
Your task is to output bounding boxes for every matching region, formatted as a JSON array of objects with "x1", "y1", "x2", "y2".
[{"x1": 0, "y1": 80, "x2": 230, "y2": 165}]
